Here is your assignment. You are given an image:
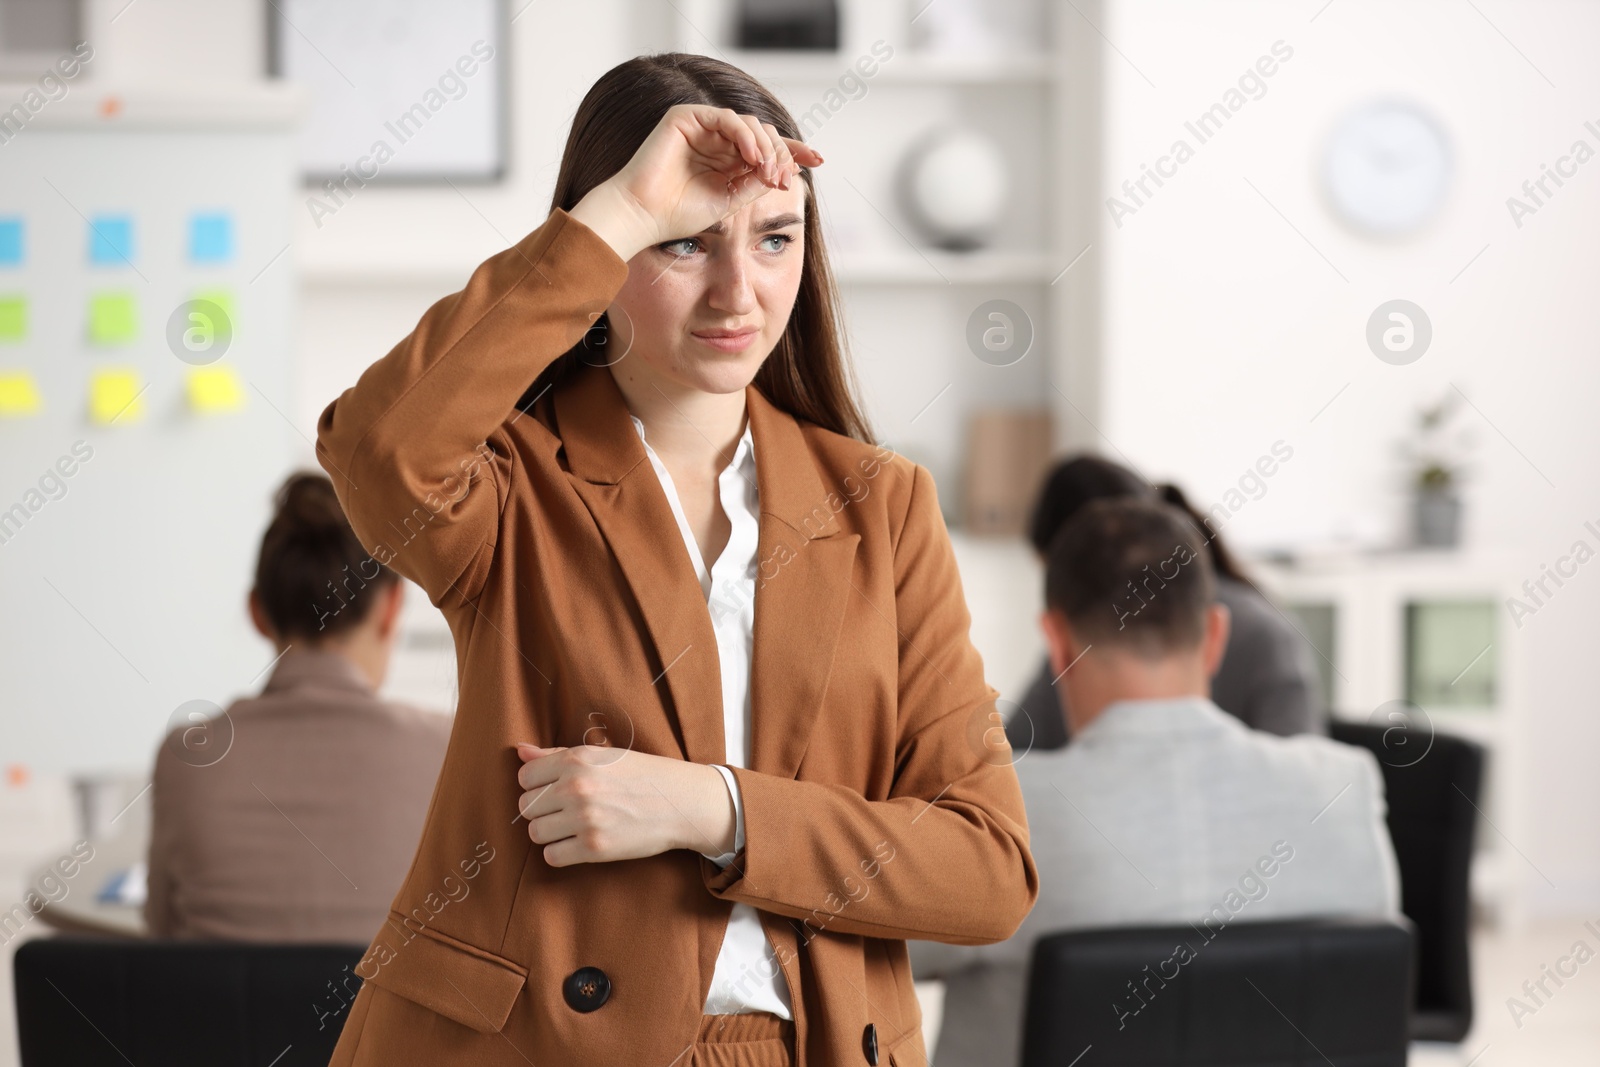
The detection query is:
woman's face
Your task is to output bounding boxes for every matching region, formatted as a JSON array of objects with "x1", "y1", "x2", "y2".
[{"x1": 606, "y1": 179, "x2": 808, "y2": 398}]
